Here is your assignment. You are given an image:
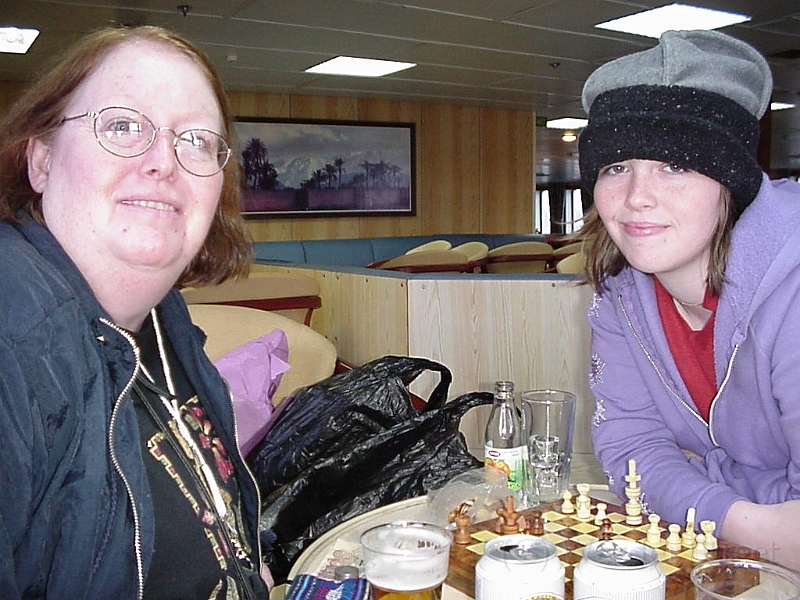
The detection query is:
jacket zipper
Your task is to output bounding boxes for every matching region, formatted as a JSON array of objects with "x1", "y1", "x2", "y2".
[
  {"x1": 222, "y1": 379, "x2": 263, "y2": 568},
  {"x1": 617, "y1": 294, "x2": 740, "y2": 444},
  {"x1": 707, "y1": 344, "x2": 739, "y2": 446},
  {"x1": 100, "y1": 318, "x2": 145, "y2": 600}
]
